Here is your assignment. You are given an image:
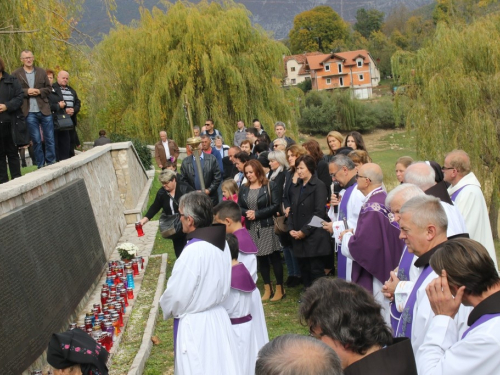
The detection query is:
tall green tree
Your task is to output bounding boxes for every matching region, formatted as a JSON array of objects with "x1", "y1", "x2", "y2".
[
  {"x1": 90, "y1": 1, "x2": 295, "y2": 144},
  {"x1": 288, "y1": 6, "x2": 349, "y2": 54},
  {"x1": 354, "y1": 8, "x2": 385, "y2": 39},
  {"x1": 392, "y1": 16, "x2": 500, "y2": 237}
]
